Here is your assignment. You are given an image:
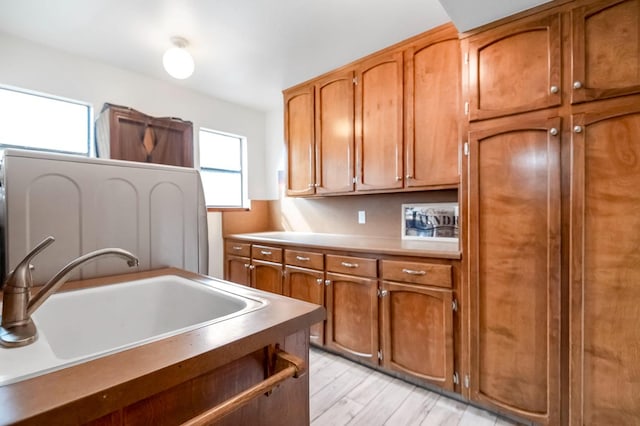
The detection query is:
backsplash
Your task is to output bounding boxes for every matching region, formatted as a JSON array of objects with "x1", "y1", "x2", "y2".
[{"x1": 270, "y1": 190, "x2": 458, "y2": 238}]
